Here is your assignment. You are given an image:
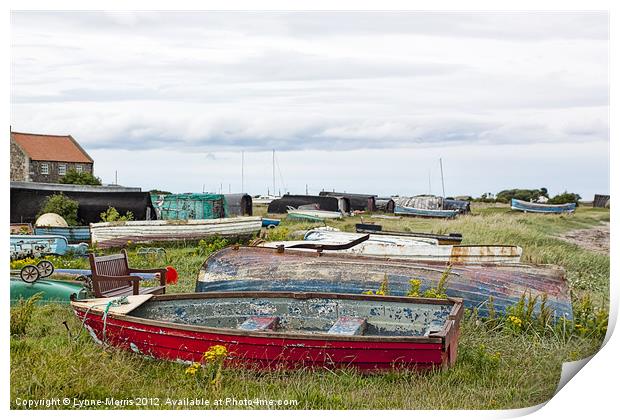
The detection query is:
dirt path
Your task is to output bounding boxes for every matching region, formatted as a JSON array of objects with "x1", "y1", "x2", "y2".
[{"x1": 558, "y1": 222, "x2": 609, "y2": 254}]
